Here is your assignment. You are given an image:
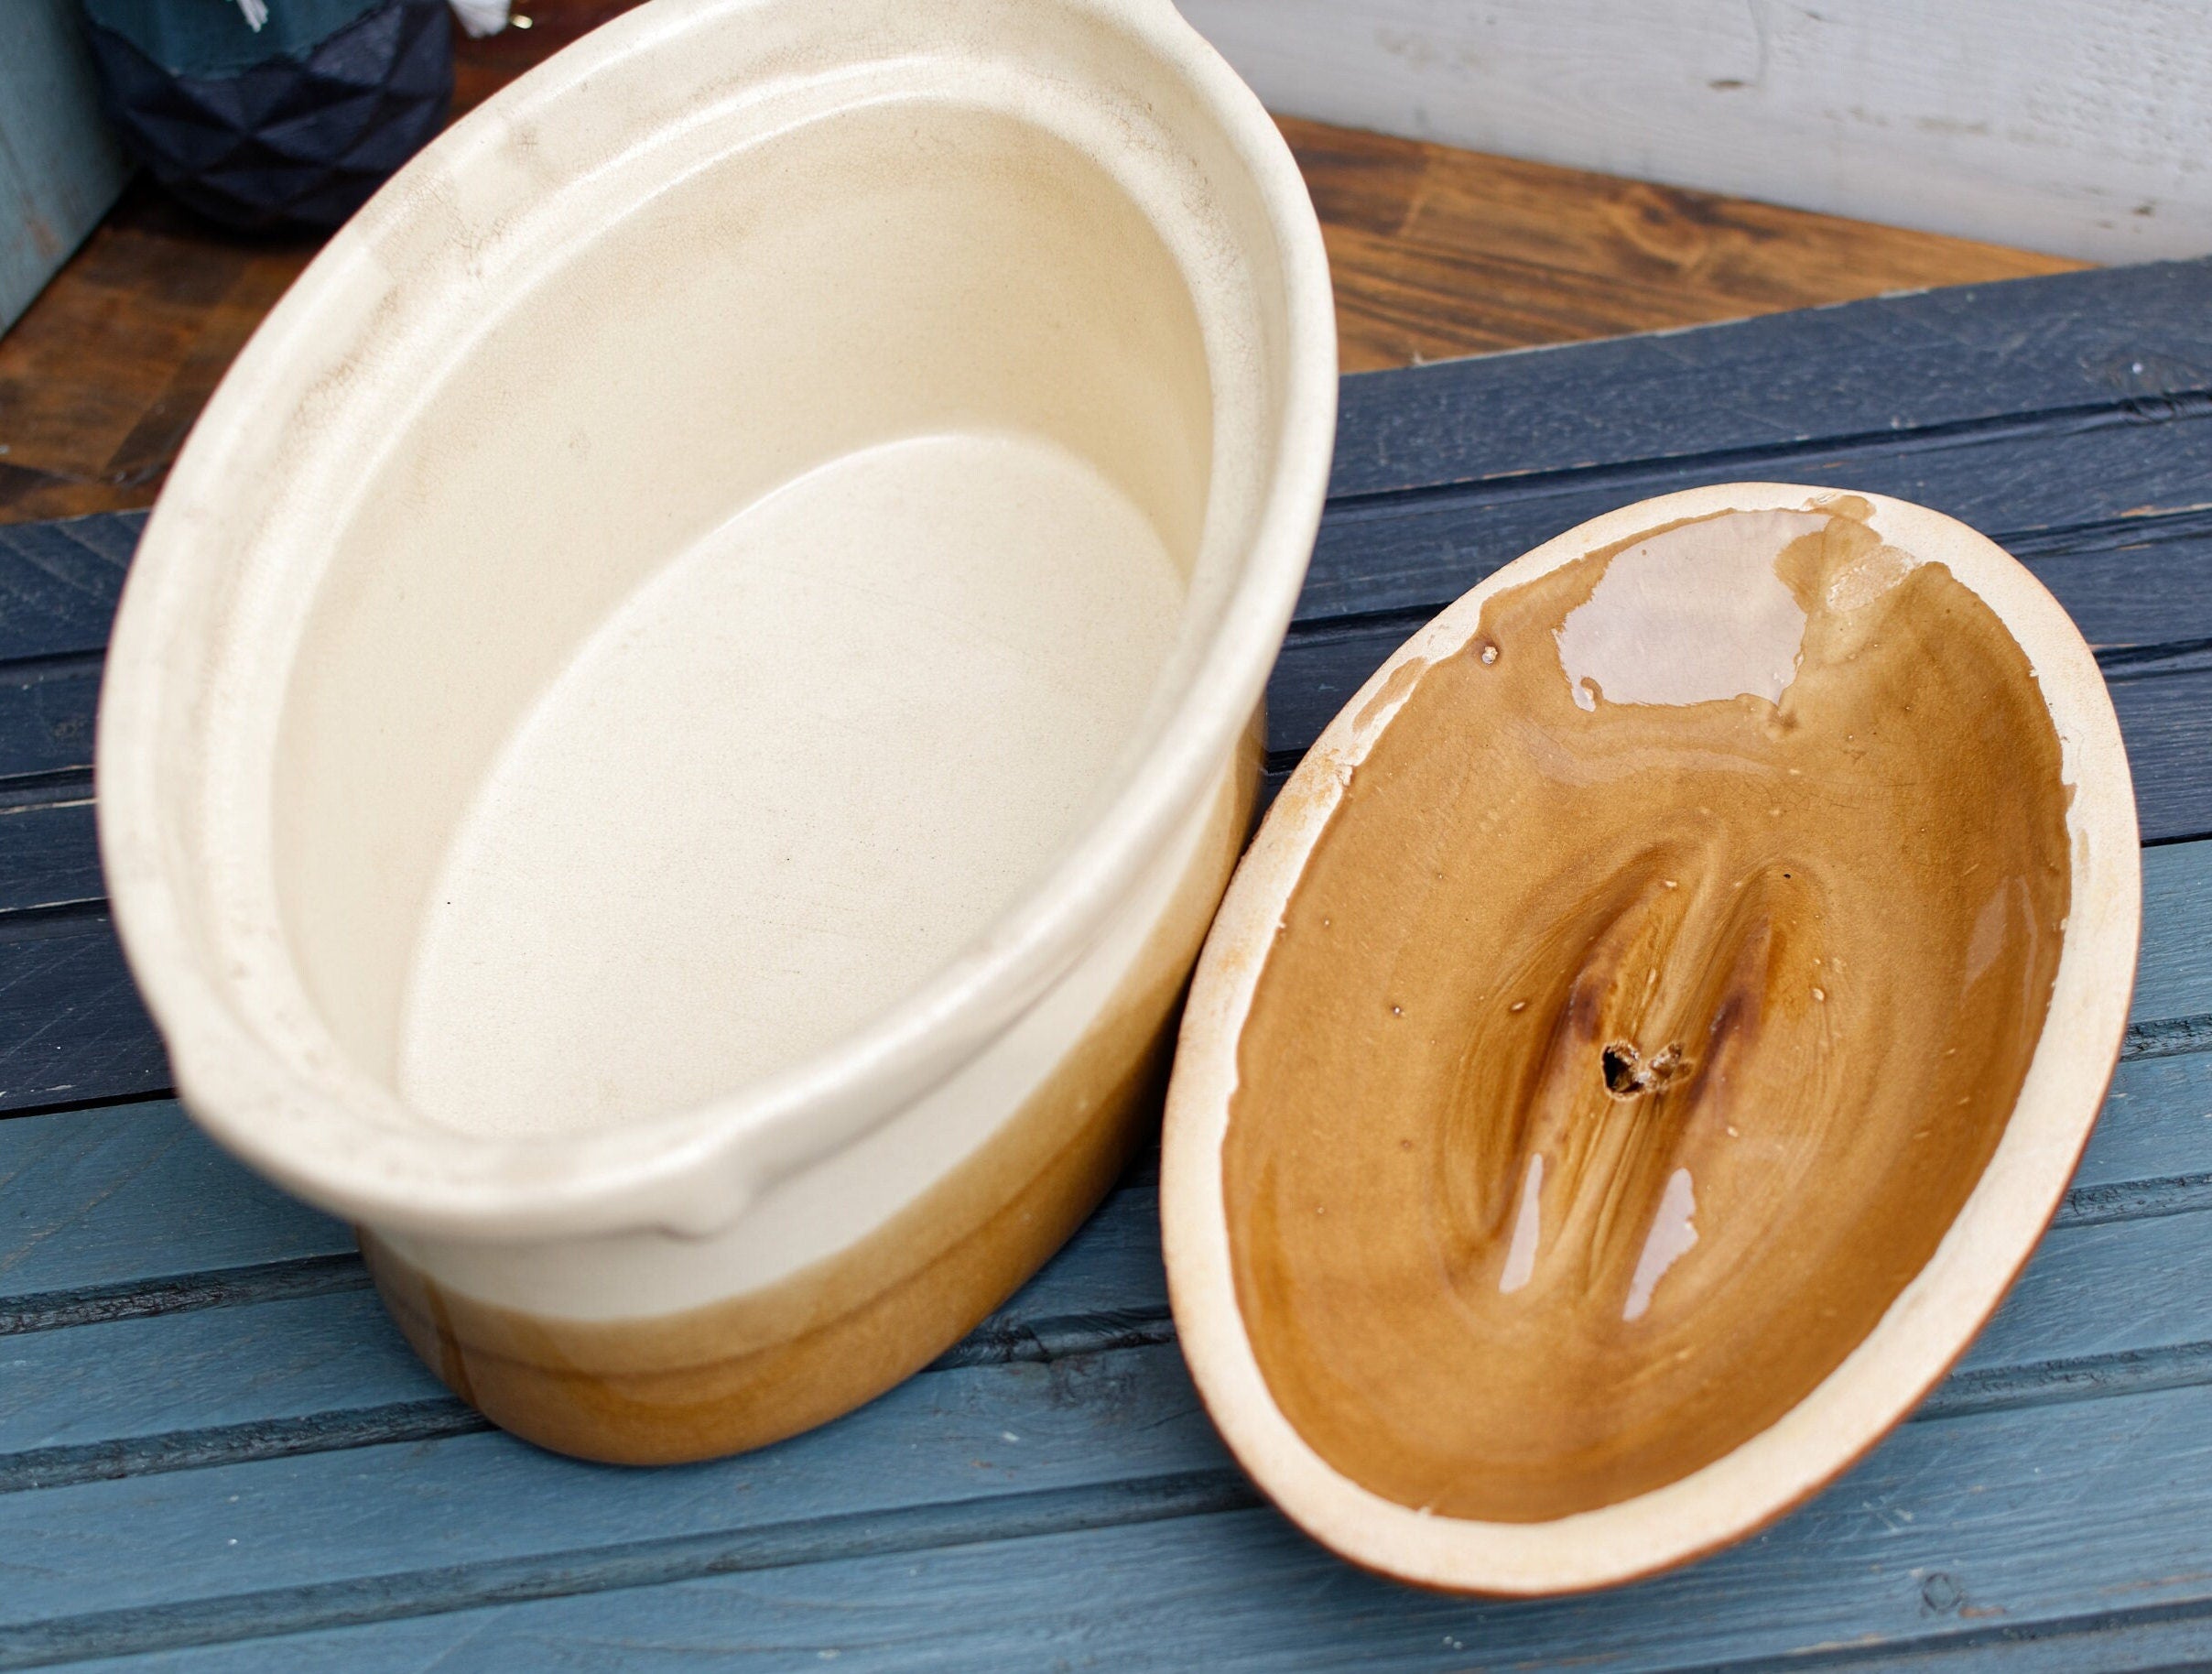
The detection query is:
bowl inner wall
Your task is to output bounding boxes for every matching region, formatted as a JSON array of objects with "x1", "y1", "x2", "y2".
[{"x1": 269, "y1": 101, "x2": 1214, "y2": 1139}]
